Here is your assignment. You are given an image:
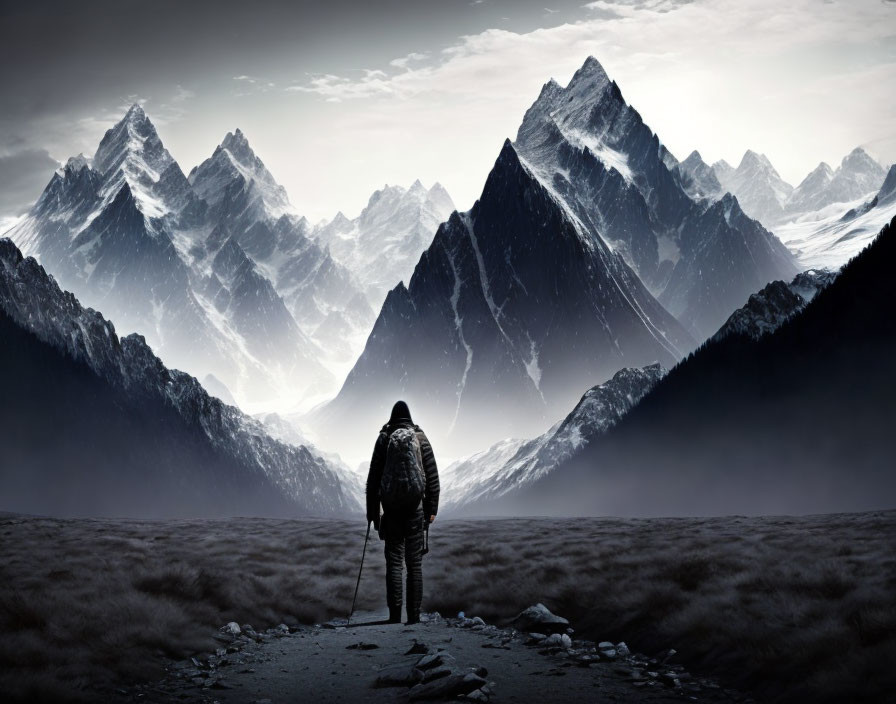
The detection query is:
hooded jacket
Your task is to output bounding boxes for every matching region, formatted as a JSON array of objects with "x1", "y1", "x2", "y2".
[{"x1": 366, "y1": 411, "x2": 440, "y2": 528}]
